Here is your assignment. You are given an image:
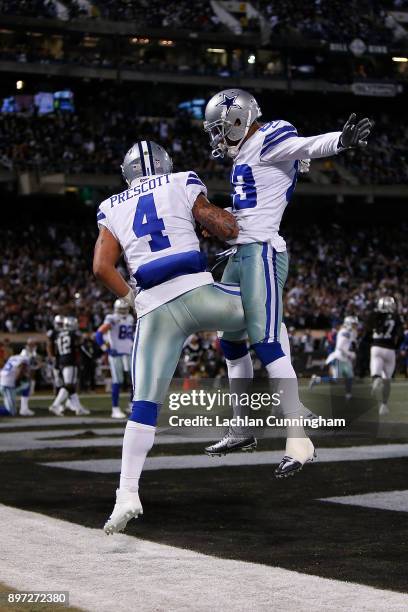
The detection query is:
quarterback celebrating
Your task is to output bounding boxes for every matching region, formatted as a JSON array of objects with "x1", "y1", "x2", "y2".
[
  {"x1": 94, "y1": 140, "x2": 249, "y2": 534},
  {"x1": 203, "y1": 88, "x2": 372, "y2": 477},
  {"x1": 96, "y1": 299, "x2": 135, "y2": 419}
]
